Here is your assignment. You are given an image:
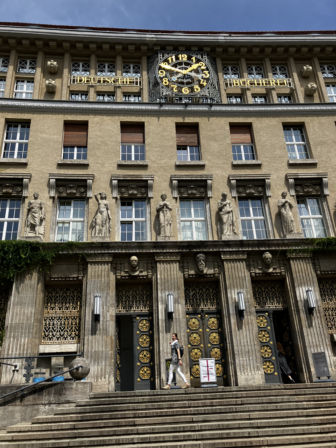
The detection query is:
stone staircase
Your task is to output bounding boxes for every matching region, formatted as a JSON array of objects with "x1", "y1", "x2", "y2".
[{"x1": 1, "y1": 382, "x2": 336, "y2": 447}]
